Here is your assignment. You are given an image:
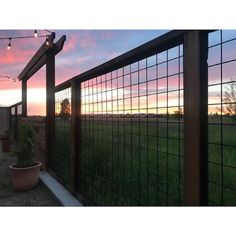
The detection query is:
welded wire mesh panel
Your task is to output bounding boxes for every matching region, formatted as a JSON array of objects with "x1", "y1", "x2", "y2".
[
  {"x1": 10, "y1": 107, "x2": 16, "y2": 140},
  {"x1": 17, "y1": 104, "x2": 22, "y2": 115},
  {"x1": 16, "y1": 104, "x2": 22, "y2": 141},
  {"x1": 80, "y1": 45, "x2": 184, "y2": 206},
  {"x1": 54, "y1": 87, "x2": 72, "y2": 184},
  {"x1": 208, "y1": 30, "x2": 236, "y2": 205}
]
